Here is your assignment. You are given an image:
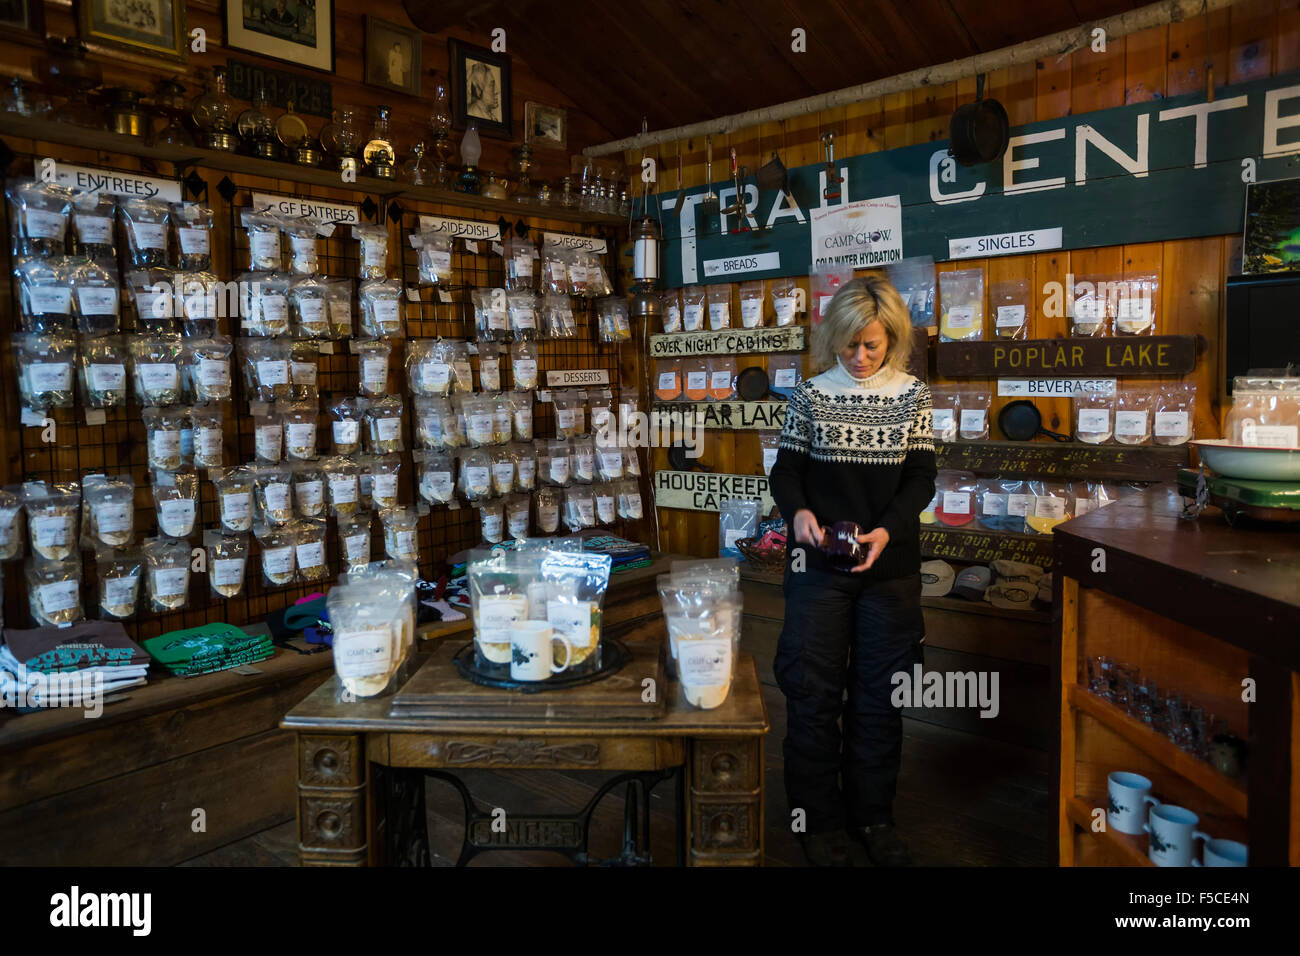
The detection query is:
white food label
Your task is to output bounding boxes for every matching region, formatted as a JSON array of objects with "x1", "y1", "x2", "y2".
[
  {"x1": 740, "y1": 299, "x2": 762, "y2": 326},
  {"x1": 77, "y1": 286, "x2": 119, "y2": 315},
  {"x1": 334, "y1": 626, "x2": 393, "y2": 678},
  {"x1": 1078, "y1": 409, "x2": 1111, "y2": 432},
  {"x1": 32, "y1": 515, "x2": 70, "y2": 547},
  {"x1": 592, "y1": 408, "x2": 611, "y2": 430},
  {"x1": 516, "y1": 459, "x2": 535, "y2": 485},
  {"x1": 135, "y1": 291, "x2": 172, "y2": 319},
  {"x1": 424, "y1": 362, "x2": 451, "y2": 387},
  {"x1": 773, "y1": 368, "x2": 797, "y2": 388},
  {"x1": 198, "y1": 358, "x2": 230, "y2": 387},
  {"x1": 686, "y1": 371, "x2": 707, "y2": 392},
  {"x1": 41, "y1": 580, "x2": 80, "y2": 613},
  {"x1": 28, "y1": 362, "x2": 73, "y2": 393},
  {"x1": 95, "y1": 501, "x2": 131, "y2": 534},
  {"x1": 291, "y1": 361, "x2": 317, "y2": 386},
  {"x1": 393, "y1": 530, "x2": 416, "y2": 556},
  {"x1": 1007, "y1": 493, "x2": 1033, "y2": 517},
  {"x1": 575, "y1": 498, "x2": 595, "y2": 525},
  {"x1": 290, "y1": 234, "x2": 317, "y2": 264},
  {"x1": 946, "y1": 306, "x2": 975, "y2": 329},
  {"x1": 684, "y1": 303, "x2": 704, "y2": 330},
  {"x1": 708, "y1": 302, "x2": 730, "y2": 329},
  {"x1": 263, "y1": 546, "x2": 294, "y2": 576},
  {"x1": 26, "y1": 209, "x2": 66, "y2": 239},
  {"x1": 104, "y1": 575, "x2": 138, "y2": 607},
  {"x1": 131, "y1": 221, "x2": 167, "y2": 249},
  {"x1": 333, "y1": 420, "x2": 360, "y2": 445},
  {"x1": 1154, "y1": 411, "x2": 1189, "y2": 437},
  {"x1": 657, "y1": 372, "x2": 677, "y2": 391},
  {"x1": 29, "y1": 287, "x2": 72, "y2": 314},
  {"x1": 492, "y1": 462, "x2": 514, "y2": 486},
  {"x1": 469, "y1": 413, "x2": 494, "y2": 442},
  {"x1": 153, "y1": 568, "x2": 189, "y2": 597},
  {"x1": 158, "y1": 498, "x2": 195, "y2": 530},
  {"x1": 960, "y1": 409, "x2": 986, "y2": 433},
  {"x1": 1034, "y1": 496, "x2": 1066, "y2": 520},
  {"x1": 550, "y1": 458, "x2": 570, "y2": 483},
  {"x1": 679, "y1": 637, "x2": 732, "y2": 687},
  {"x1": 575, "y1": 451, "x2": 595, "y2": 479},
  {"x1": 433, "y1": 249, "x2": 453, "y2": 273},
  {"x1": 942, "y1": 491, "x2": 971, "y2": 515},
  {"x1": 212, "y1": 558, "x2": 245, "y2": 587},
  {"x1": 453, "y1": 360, "x2": 473, "y2": 384},
  {"x1": 1075, "y1": 498, "x2": 1095, "y2": 517},
  {"x1": 343, "y1": 532, "x2": 369, "y2": 563},
  {"x1": 151, "y1": 429, "x2": 181, "y2": 460},
  {"x1": 296, "y1": 480, "x2": 324, "y2": 508},
  {"x1": 709, "y1": 370, "x2": 732, "y2": 390},
  {"x1": 508, "y1": 511, "x2": 529, "y2": 538},
  {"x1": 362, "y1": 358, "x2": 387, "y2": 388},
  {"x1": 762, "y1": 447, "x2": 778, "y2": 473},
  {"x1": 222, "y1": 492, "x2": 252, "y2": 522},
  {"x1": 596, "y1": 494, "x2": 615, "y2": 523},
  {"x1": 76, "y1": 215, "x2": 113, "y2": 244},
  {"x1": 298, "y1": 298, "x2": 326, "y2": 327},
  {"x1": 363, "y1": 241, "x2": 387, "y2": 269},
  {"x1": 1073, "y1": 295, "x2": 1099, "y2": 321},
  {"x1": 464, "y1": 465, "x2": 490, "y2": 489},
  {"x1": 429, "y1": 472, "x2": 453, "y2": 499},
  {"x1": 547, "y1": 598, "x2": 595, "y2": 649},
  {"x1": 538, "y1": 501, "x2": 559, "y2": 529},
  {"x1": 255, "y1": 426, "x2": 282, "y2": 460},
  {"x1": 513, "y1": 359, "x2": 537, "y2": 383},
  {"x1": 600, "y1": 450, "x2": 623, "y2": 473},
  {"x1": 625, "y1": 494, "x2": 643, "y2": 519},
  {"x1": 261, "y1": 295, "x2": 288, "y2": 325},
  {"x1": 90, "y1": 363, "x2": 126, "y2": 391},
  {"x1": 511, "y1": 307, "x2": 537, "y2": 329},
  {"x1": 250, "y1": 231, "x2": 280, "y2": 263},
  {"x1": 482, "y1": 513, "x2": 503, "y2": 539},
  {"x1": 330, "y1": 476, "x2": 358, "y2": 504},
  {"x1": 263, "y1": 482, "x2": 291, "y2": 512},
  {"x1": 139, "y1": 364, "x2": 179, "y2": 392},
  {"x1": 256, "y1": 360, "x2": 289, "y2": 386},
  {"x1": 996, "y1": 305, "x2": 1026, "y2": 328},
  {"x1": 1115, "y1": 411, "x2": 1149, "y2": 437},
  {"x1": 196, "y1": 426, "x2": 222, "y2": 459},
  {"x1": 376, "y1": 417, "x2": 401, "y2": 441},
  {"x1": 1246, "y1": 424, "x2": 1300, "y2": 448},
  {"x1": 372, "y1": 298, "x2": 400, "y2": 328},
  {"x1": 372, "y1": 473, "x2": 398, "y2": 500},
  {"x1": 556, "y1": 407, "x2": 576, "y2": 429},
  {"x1": 982, "y1": 493, "x2": 1007, "y2": 516},
  {"x1": 932, "y1": 408, "x2": 956, "y2": 435},
  {"x1": 178, "y1": 227, "x2": 210, "y2": 255},
  {"x1": 286, "y1": 422, "x2": 315, "y2": 450},
  {"x1": 296, "y1": 540, "x2": 325, "y2": 569},
  {"x1": 478, "y1": 594, "x2": 528, "y2": 645}
]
